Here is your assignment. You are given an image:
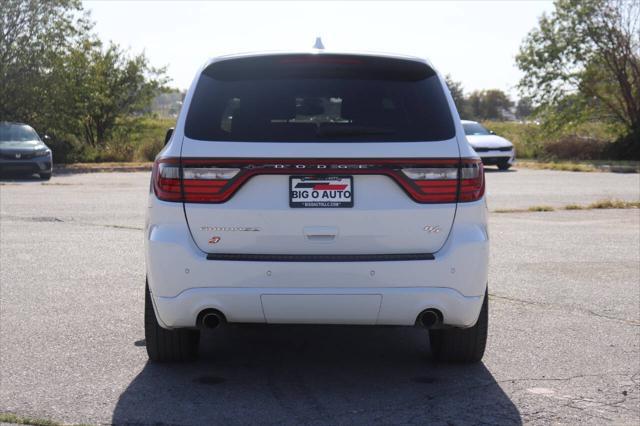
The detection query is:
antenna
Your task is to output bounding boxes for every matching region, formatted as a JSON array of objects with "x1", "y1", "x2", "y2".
[{"x1": 313, "y1": 37, "x2": 325, "y2": 50}]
